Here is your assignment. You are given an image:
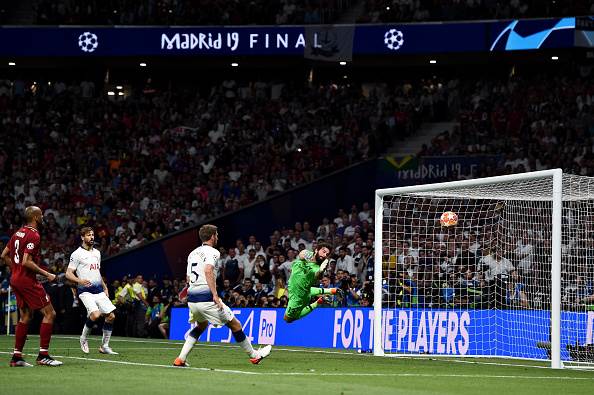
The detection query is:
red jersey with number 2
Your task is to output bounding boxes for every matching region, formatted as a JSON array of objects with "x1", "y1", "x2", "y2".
[{"x1": 8, "y1": 225, "x2": 41, "y2": 283}]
